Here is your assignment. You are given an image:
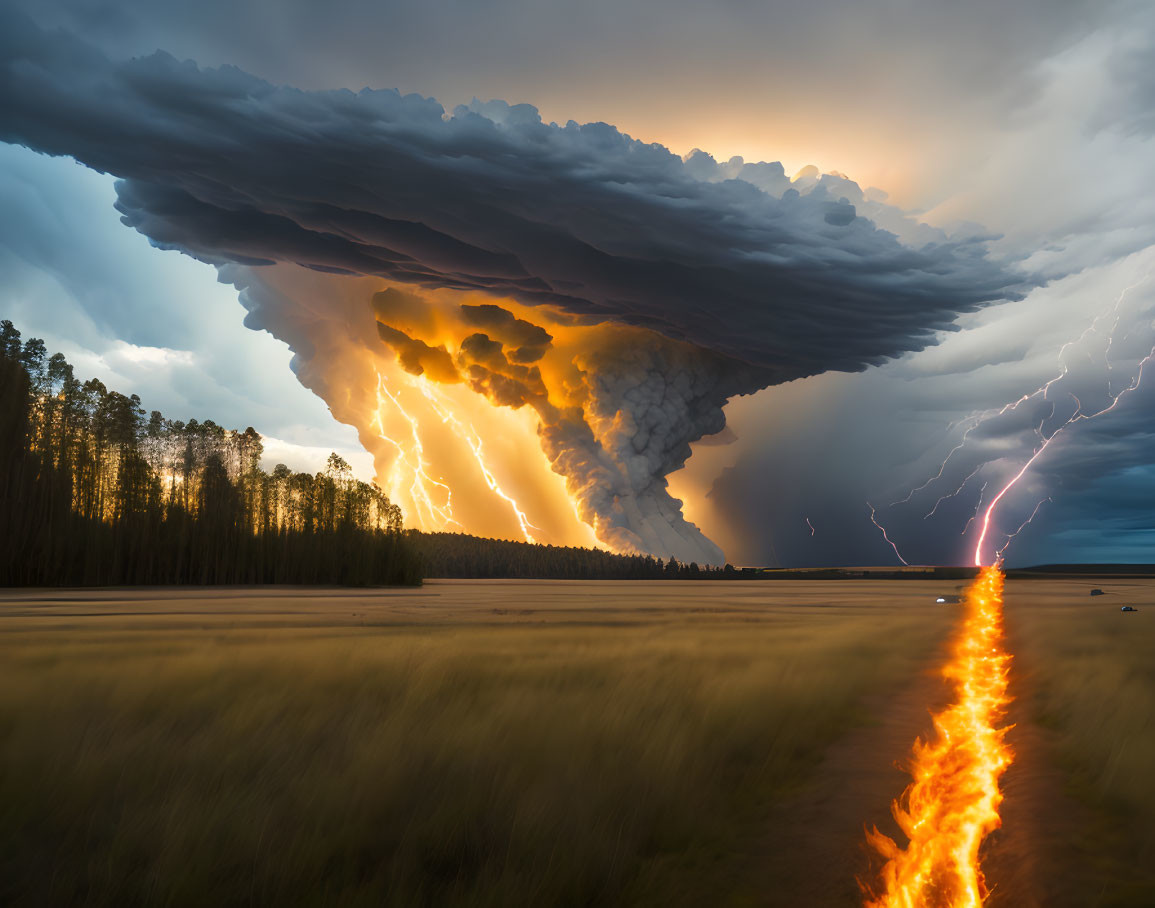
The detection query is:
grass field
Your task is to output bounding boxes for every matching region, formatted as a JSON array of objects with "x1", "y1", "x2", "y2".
[
  {"x1": 0, "y1": 580, "x2": 957, "y2": 907},
  {"x1": 1002, "y1": 579, "x2": 1155, "y2": 907},
  {"x1": 0, "y1": 579, "x2": 1151, "y2": 906}
]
